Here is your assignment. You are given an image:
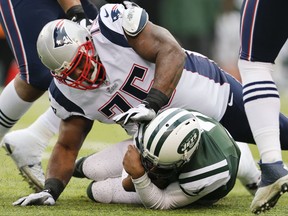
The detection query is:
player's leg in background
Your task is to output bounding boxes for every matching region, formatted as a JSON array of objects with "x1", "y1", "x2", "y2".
[
  {"x1": 238, "y1": 0, "x2": 288, "y2": 213},
  {"x1": 0, "y1": 0, "x2": 65, "y2": 191},
  {"x1": 2, "y1": 107, "x2": 60, "y2": 191}
]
